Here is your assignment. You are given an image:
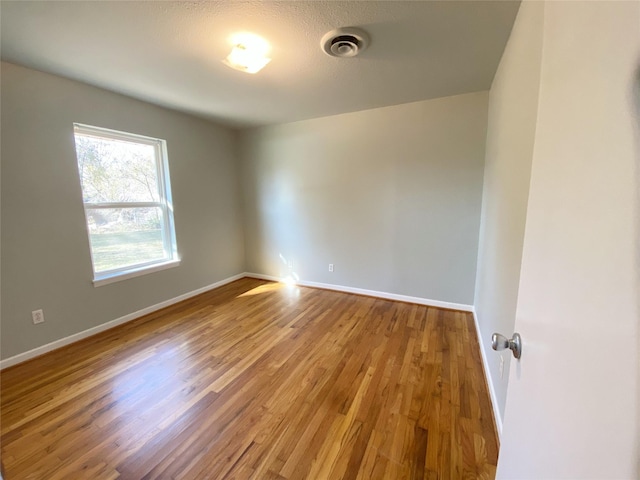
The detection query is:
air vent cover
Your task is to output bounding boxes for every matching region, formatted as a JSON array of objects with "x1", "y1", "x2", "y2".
[{"x1": 321, "y1": 27, "x2": 370, "y2": 58}]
